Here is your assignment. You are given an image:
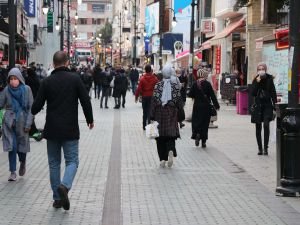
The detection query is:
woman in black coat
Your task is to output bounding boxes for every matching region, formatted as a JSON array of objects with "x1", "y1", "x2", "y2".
[
  {"x1": 112, "y1": 70, "x2": 123, "y2": 109},
  {"x1": 188, "y1": 68, "x2": 220, "y2": 148},
  {"x1": 251, "y1": 62, "x2": 277, "y2": 155}
]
